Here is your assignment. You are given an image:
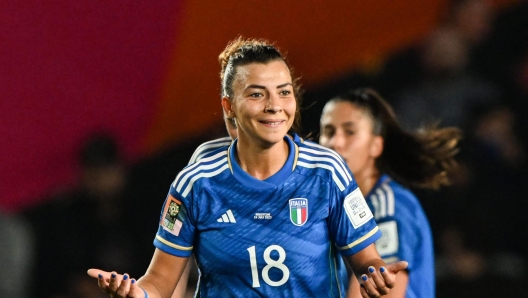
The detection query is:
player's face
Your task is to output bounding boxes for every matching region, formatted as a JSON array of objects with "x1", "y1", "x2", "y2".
[
  {"x1": 224, "y1": 60, "x2": 295, "y2": 147},
  {"x1": 319, "y1": 101, "x2": 381, "y2": 176}
]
